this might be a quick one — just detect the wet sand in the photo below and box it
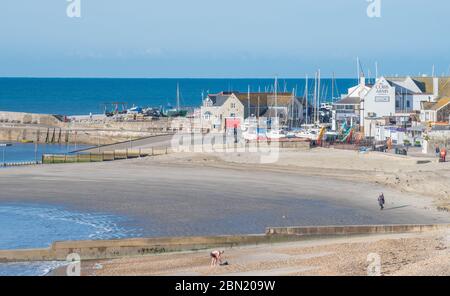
[0,149,449,238]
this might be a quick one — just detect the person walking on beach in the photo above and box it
[378,193,385,210]
[435,145,441,158]
[210,250,224,267]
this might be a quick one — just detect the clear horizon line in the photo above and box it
[0,76,364,80]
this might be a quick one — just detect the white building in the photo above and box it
[346,77,372,100]
[332,76,372,131]
[362,76,449,136]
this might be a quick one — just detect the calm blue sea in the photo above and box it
[0,78,361,115]
[0,142,90,164]
[0,203,143,276]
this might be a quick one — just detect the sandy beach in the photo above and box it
[1,149,450,238]
[80,230,450,276]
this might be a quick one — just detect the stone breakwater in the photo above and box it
[0,111,62,126]
[0,111,189,145]
[0,125,168,146]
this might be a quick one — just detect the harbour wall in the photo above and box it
[0,111,191,131]
[0,125,165,145]
[0,111,191,145]
[1,224,448,263]
[0,111,63,126]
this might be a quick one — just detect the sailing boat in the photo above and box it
[294,72,324,140]
[266,77,286,140]
[166,83,188,117]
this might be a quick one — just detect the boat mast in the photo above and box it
[331,72,335,101]
[317,69,321,124]
[305,74,309,125]
[257,95,260,120]
[247,85,251,118]
[274,76,278,128]
[178,84,180,108]
[313,72,317,126]
[290,88,295,129]
[357,56,360,83]
[375,61,379,80]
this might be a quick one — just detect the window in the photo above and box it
[230,103,236,108]
[203,112,212,120]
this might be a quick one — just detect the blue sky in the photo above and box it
[0,0,449,78]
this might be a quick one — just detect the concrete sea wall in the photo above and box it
[0,235,297,262]
[265,224,450,236]
[1,224,448,263]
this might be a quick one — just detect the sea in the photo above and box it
[0,142,90,164]
[0,78,363,115]
[0,203,143,276]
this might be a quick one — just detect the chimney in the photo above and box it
[433,77,439,98]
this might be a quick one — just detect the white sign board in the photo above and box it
[375,96,390,102]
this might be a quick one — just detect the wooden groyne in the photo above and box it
[1,161,40,167]
[41,147,170,164]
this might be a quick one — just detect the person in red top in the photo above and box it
[441,147,447,162]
